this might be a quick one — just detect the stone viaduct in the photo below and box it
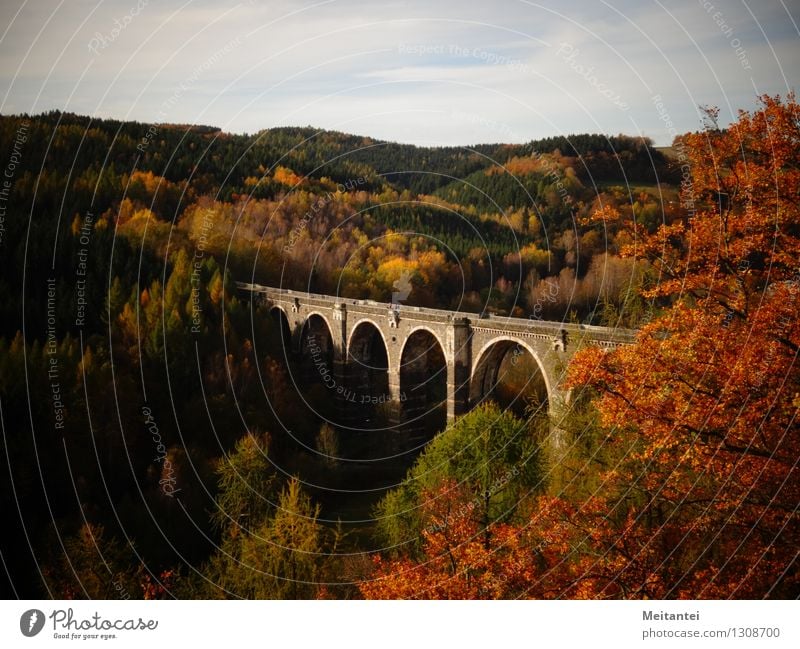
[238,283,635,430]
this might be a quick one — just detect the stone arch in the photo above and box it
[470,337,550,417]
[303,310,334,339]
[347,319,390,423]
[346,318,388,355]
[299,312,335,381]
[269,305,293,350]
[300,311,335,349]
[399,327,447,432]
[400,325,447,361]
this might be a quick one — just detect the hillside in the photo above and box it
[0,110,685,598]
[0,111,681,338]
[1,97,798,600]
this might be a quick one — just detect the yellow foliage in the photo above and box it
[273,166,303,187]
[130,170,166,194]
[518,243,550,268]
[131,207,155,222]
[70,214,83,236]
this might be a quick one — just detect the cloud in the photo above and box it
[0,0,797,145]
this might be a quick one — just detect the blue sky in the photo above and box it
[1,0,797,145]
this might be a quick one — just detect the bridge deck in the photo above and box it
[237,282,636,346]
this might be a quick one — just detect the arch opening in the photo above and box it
[269,306,292,351]
[348,321,389,427]
[399,329,446,436]
[470,340,548,419]
[298,314,337,419]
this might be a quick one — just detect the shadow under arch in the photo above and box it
[399,327,447,435]
[347,319,390,427]
[293,312,337,419]
[470,337,549,419]
[269,305,292,351]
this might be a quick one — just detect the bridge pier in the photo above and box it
[446,317,471,423]
[328,302,348,426]
[386,364,404,427]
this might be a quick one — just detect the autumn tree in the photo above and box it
[240,477,326,599]
[375,403,543,555]
[362,484,594,599]
[363,482,529,599]
[364,95,800,600]
[211,432,278,531]
[204,434,333,599]
[42,523,140,599]
[563,94,800,598]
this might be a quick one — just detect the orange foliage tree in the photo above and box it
[361,95,800,599]
[562,94,800,598]
[360,482,544,599]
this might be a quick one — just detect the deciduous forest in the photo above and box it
[0,95,797,599]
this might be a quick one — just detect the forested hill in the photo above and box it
[0,111,675,195]
[5,97,797,601]
[0,109,679,598]
[0,109,681,348]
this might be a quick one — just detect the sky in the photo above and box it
[0,0,797,146]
